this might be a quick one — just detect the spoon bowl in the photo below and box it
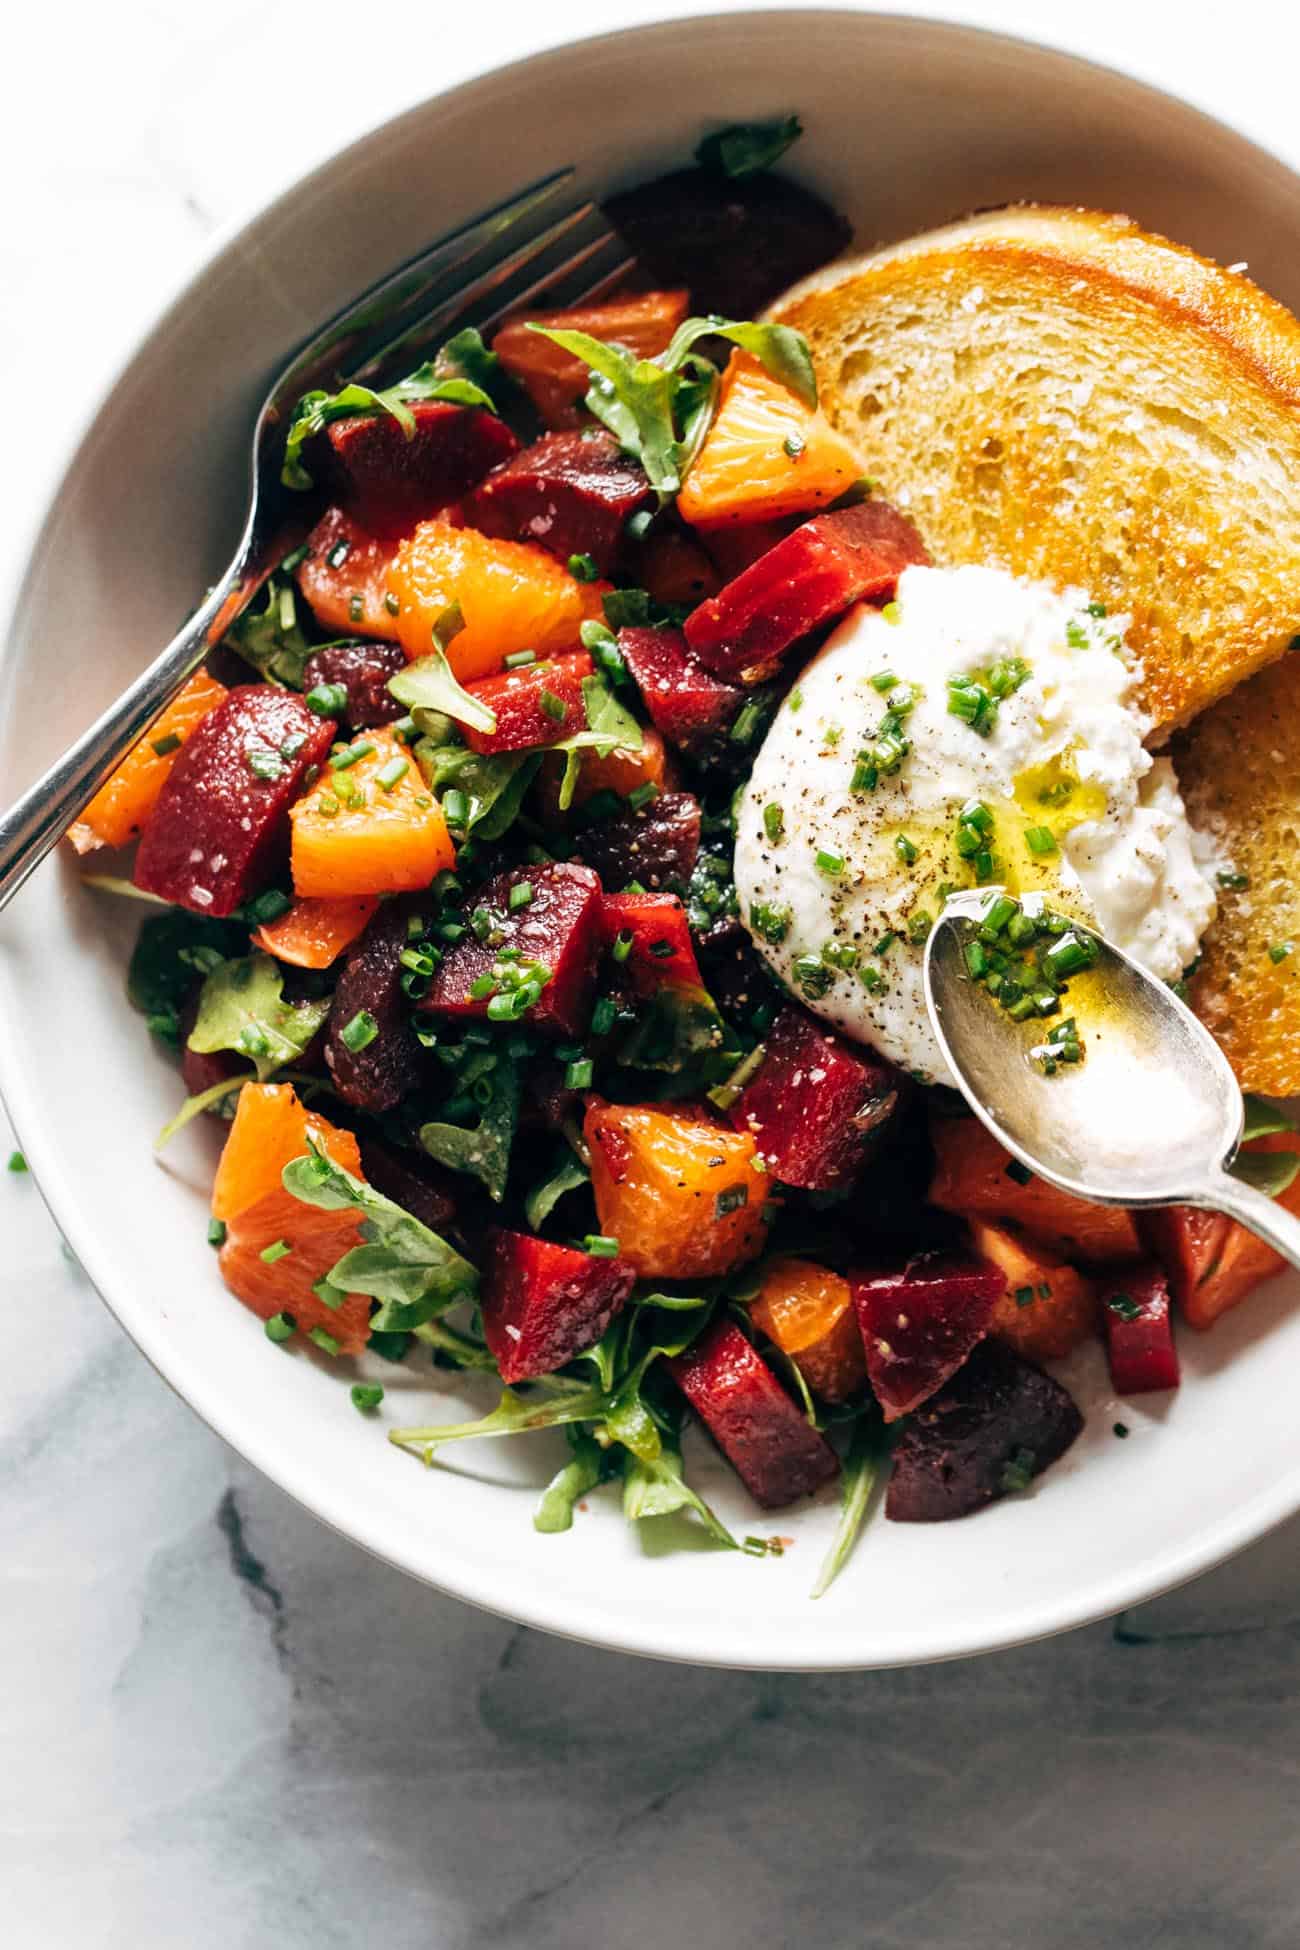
[924,889,1300,1261]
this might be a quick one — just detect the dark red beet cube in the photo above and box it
[482,1228,635,1382]
[465,429,653,576]
[600,890,703,993]
[729,1004,902,1191]
[358,1134,457,1234]
[463,652,593,755]
[325,903,422,1115]
[683,500,930,680]
[852,1251,1005,1421]
[574,790,701,892]
[134,687,335,917]
[324,400,519,540]
[885,1339,1084,1523]
[618,625,743,755]
[425,862,602,1037]
[1102,1262,1181,1394]
[669,1318,839,1508]
[300,639,407,729]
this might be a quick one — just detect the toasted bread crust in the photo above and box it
[773,205,1300,735]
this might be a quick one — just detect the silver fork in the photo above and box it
[0,170,632,909]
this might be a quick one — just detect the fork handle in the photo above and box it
[1189,1169,1300,1273]
[0,551,263,912]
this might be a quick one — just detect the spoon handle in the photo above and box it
[1192,1171,1300,1272]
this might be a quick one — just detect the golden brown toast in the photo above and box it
[1173,656,1300,1093]
[772,206,1300,736]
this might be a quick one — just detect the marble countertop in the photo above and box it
[6,3,1300,1943]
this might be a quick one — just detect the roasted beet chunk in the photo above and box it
[853,1251,1005,1422]
[300,640,407,730]
[134,687,335,917]
[465,430,653,576]
[885,1339,1084,1522]
[574,791,701,893]
[684,500,929,681]
[669,1318,839,1508]
[324,903,422,1113]
[618,625,744,755]
[729,1004,902,1191]
[605,168,851,320]
[600,890,703,992]
[358,1133,457,1232]
[323,401,519,540]
[482,1229,635,1382]
[425,862,602,1037]
[1102,1262,1181,1394]
[463,652,593,755]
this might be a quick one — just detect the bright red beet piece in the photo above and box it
[600,890,703,992]
[324,401,519,540]
[463,652,593,755]
[885,1338,1084,1523]
[424,862,602,1037]
[683,499,930,680]
[465,429,653,575]
[669,1318,839,1508]
[617,624,743,755]
[574,791,701,892]
[482,1228,636,1382]
[852,1250,1005,1421]
[1102,1262,1181,1394]
[133,687,335,917]
[300,640,407,729]
[729,1004,902,1191]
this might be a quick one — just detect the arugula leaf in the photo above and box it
[660,317,817,410]
[695,114,803,181]
[525,1149,591,1231]
[534,1428,606,1533]
[127,911,244,1020]
[552,674,644,811]
[281,365,497,491]
[434,327,503,399]
[282,1143,478,1331]
[188,953,330,1082]
[1241,1094,1300,1143]
[419,1060,520,1201]
[1229,1147,1300,1199]
[223,574,316,688]
[415,735,539,841]
[622,1437,737,1549]
[390,1376,617,1457]
[810,1414,890,1598]
[154,1074,247,1152]
[412,1318,499,1370]
[388,602,498,735]
[616,981,727,1074]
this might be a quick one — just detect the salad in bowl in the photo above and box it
[72,114,1300,1596]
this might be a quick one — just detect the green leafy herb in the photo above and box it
[281,365,497,491]
[622,1436,737,1549]
[696,113,802,180]
[810,1415,889,1598]
[389,606,499,734]
[1000,1446,1037,1495]
[534,1428,606,1533]
[127,910,244,1021]
[550,674,644,811]
[419,1059,521,1201]
[525,1150,591,1230]
[223,574,316,688]
[187,954,329,1082]
[7,1150,27,1174]
[1241,1094,1300,1143]
[283,1143,477,1331]
[432,326,502,400]
[614,982,726,1075]
[415,736,540,841]
[1229,1146,1300,1199]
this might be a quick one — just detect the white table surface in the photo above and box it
[6,3,1300,1944]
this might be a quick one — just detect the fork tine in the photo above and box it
[348,202,619,386]
[472,238,638,339]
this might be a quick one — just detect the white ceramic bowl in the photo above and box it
[6,11,1300,1670]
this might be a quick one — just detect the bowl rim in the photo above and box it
[6,6,1300,1670]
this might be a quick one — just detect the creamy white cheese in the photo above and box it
[733,564,1218,1083]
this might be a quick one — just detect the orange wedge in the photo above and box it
[386,518,600,680]
[252,894,379,969]
[290,726,454,898]
[71,669,228,852]
[296,507,401,640]
[678,350,871,527]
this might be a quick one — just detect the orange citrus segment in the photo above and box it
[290,726,454,899]
[493,288,690,428]
[252,894,380,969]
[750,1256,865,1402]
[71,669,228,852]
[296,508,401,640]
[583,1098,769,1280]
[678,350,871,527]
[385,518,596,680]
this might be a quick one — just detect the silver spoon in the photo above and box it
[923,888,1300,1265]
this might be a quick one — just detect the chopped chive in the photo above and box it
[1217,870,1250,891]
[564,1057,594,1090]
[264,1312,296,1344]
[6,1149,27,1174]
[763,802,785,844]
[399,947,436,976]
[627,782,659,812]
[326,538,352,569]
[308,1326,340,1355]
[583,1234,620,1258]
[815,848,846,877]
[870,671,898,693]
[1114,1421,1130,1438]
[894,833,918,866]
[150,731,183,757]
[1024,825,1058,856]
[1014,1285,1035,1309]
[469,905,493,941]
[341,1009,379,1053]
[1005,1159,1033,1185]
[592,996,617,1036]
[539,688,568,723]
[441,788,470,831]
[1107,1293,1141,1321]
[509,881,535,911]
[329,741,370,771]
[504,650,538,670]
[207,1217,227,1247]
[384,592,401,616]
[568,553,598,581]
[246,745,285,782]
[714,1185,749,1218]
[375,756,409,791]
[1269,941,1293,964]
[648,939,675,958]
[611,929,633,964]
[782,431,806,458]
[792,953,831,999]
[468,973,497,1001]
[351,1383,385,1412]
[749,900,791,946]
[259,1239,292,1264]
